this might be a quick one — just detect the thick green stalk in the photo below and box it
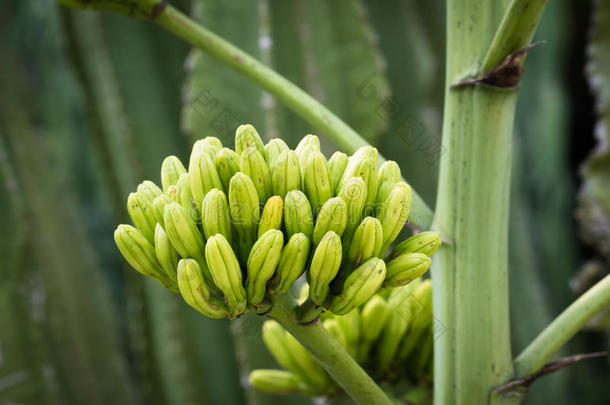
[514,273,610,377]
[269,294,392,405]
[57,0,433,230]
[432,0,546,403]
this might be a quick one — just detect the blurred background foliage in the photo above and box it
[0,0,608,404]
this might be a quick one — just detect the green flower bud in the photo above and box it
[203,136,223,150]
[360,295,390,342]
[303,151,332,213]
[269,233,311,294]
[189,149,223,210]
[353,145,379,163]
[248,370,307,395]
[136,180,163,202]
[163,202,215,290]
[377,181,412,252]
[343,157,378,211]
[330,257,386,315]
[392,231,442,258]
[262,320,330,394]
[176,172,197,219]
[114,224,172,288]
[190,139,218,161]
[201,188,233,242]
[337,177,368,235]
[205,234,247,317]
[177,258,228,319]
[358,294,390,362]
[264,138,289,168]
[235,124,265,156]
[323,319,348,350]
[397,280,433,361]
[240,147,272,202]
[347,216,384,265]
[214,147,241,191]
[246,229,284,305]
[161,155,187,192]
[258,196,283,238]
[335,310,360,358]
[284,190,313,240]
[166,185,178,201]
[308,231,342,305]
[339,146,378,188]
[376,160,401,204]
[328,151,349,194]
[295,134,320,158]
[377,304,411,369]
[384,252,431,287]
[272,150,301,199]
[127,192,157,243]
[152,193,174,225]
[154,224,179,288]
[228,172,260,264]
[313,197,347,246]
[297,144,319,178]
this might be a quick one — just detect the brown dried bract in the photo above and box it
[452,41,545,89]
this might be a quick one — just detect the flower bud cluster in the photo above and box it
[114,124,440,320]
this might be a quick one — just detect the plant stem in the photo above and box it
[514,273,610,377]
[432,0,546,403]
[268,294,393,405]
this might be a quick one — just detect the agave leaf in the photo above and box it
[268,0,390,147]
[579,0,610,261]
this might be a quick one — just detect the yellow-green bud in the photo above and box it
[345,157,378,211]
[154,224,179,288]
[295,134,320,158]
[337,177,368,235]
[152,193,173,225]
[127,192,157,243]
[163,202,214,289]
[330,257,386,315]
[248,370,307,394]
[205,234,247,317]
[246,229,284,306]
[258,196,283,238]
[203,136,223,150]
[308,231,342,305]
[190,139,217,162]
[166,185,178,201]
[228,172,260,264]
[214,147,241,191]
[358,294,390,362]
[313,197,347,247]
[377,181,412,252]
[303,151,332,213]
[384,252,431,287]
[189,148,223,210]
[136,180,163,202]
[114,224,172,288]
[336,310,360,358]
[177,259,228,319]
[161,155,187,192]
[269,233,311,294]
[235,124,265,156]
[264,138,289,168]
[176,173,198,220]
[272,150,301,199]
[201,188,233,242]
[392,231,442,257]
[376,160,401,204]
[347,216,384,265]
[284,190,313,240]
[240,147,272,202]
[328,151,349,194]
